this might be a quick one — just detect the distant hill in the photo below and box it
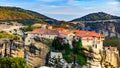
[0,6,59,25]
[71,12,120,22]
[70,12,120,38]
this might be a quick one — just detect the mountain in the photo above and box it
[0,6,59,25]
[71,12,120,22]
[70,12,120,38]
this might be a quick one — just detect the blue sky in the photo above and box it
[0,0,120,21]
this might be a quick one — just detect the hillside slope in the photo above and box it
[0,6,58,25]
[71,12,120,22]
[71,12,120,37]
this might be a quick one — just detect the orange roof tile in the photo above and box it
[60,31,71,35]
[27,28,59,35]
[72,30,81,33]
[53,28,67,31]
[32,28,40,33]
[75,30,104,37]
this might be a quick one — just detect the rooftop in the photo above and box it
[60,31,71,35]
[27,28,59,35]
[27,27,104,37]
[73,30,104,37]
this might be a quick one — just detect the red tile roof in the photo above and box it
[73,30,104,37]
[27,28,59,35]
[53,28,67,31]
[60,31,71,35]
[27,28,104,37]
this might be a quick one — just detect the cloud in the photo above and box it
[108,1,120,5]
[36,0,57,2]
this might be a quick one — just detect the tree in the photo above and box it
[104,37,120,51]
[0,57,29,68]
[77,55,87,66]
[73,39,87,66]
[52,38,63,51]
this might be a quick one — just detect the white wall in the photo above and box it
[25,33,57,45]
[81,37,103,51]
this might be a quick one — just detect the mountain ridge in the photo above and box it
[71,12,120,22]
[0,6,59,25]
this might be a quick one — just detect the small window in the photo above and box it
[98,37,100,40]
[87,38,89,42]
[28,40,30,42]
[95,45,97,48]
[9,31,12,33]
[93,44,94,47]
[97,41,100,44]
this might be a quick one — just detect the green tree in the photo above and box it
[104,37,120,53]
[0,57,29,68]
[52,38,63,51]
[77,55,87,66]
[73,39,87,66]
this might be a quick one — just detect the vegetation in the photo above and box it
[104,37,120,51]
[0,9,33,20]
[0,31,22,40]
[0,57,29,68]
[51,21,74,29]
[72,39,87,66]
[51,38,87,66]
[71,12,120,21]
[52,38,64,51]
[0,6,58,25]
[21,26,36,32]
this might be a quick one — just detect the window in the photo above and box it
[87,38,89,42]
[9,31,12,33]
[28,40,30,42]
[95,45,97,48]
[97,41,100,44]
[98,37,100,40]
[14,29,17,32]
[93,44,94,47]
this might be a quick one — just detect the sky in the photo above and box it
[0,0,120,21]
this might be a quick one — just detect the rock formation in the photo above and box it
[82,45,103,68]
[25,38,49,68]
[103,46,119,68]
[82,45,120,68]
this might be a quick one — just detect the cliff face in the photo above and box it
[71,12,120,37]
[82,46,103,68]
[82,45,119,68]
[25,39,49,68]
[73,21,120,37]
[103,46,119,68]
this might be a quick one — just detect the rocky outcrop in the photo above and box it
[25,40,49,68]
[82,45,119,68]
[103,46,119,68]
[82,46,103,68]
